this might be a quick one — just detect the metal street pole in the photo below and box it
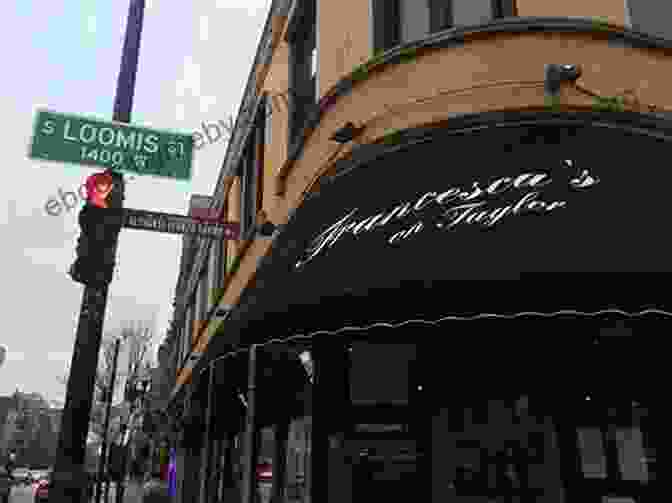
[95,338,121,503]
[50,1,146,501]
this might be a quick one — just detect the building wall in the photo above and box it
[170,0,672,437]
[318,0,370,98]
[163,4,668,503]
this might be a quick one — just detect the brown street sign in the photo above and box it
[122,208,239,239]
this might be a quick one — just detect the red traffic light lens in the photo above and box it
[85,172,115,208]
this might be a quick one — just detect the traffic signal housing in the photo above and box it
[69,170,125,286]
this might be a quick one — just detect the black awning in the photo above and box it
[193,112,672,379]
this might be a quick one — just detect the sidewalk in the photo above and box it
[91,479,144,503]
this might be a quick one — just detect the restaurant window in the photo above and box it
[558,396,655,503]
[576,425,651,483]
[286,416,312,503]
[285,0,316,150]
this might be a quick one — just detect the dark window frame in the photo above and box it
[372,0,401,54]
[286,0,317,150]
[429,0,453,34]
[238,96,267,239]
[214,200,227,290]
[374,1,517,54]
[239,141,256,238]
[492,0,517,18]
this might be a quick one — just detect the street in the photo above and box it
[7,480,144,503]
[7,484,31,503]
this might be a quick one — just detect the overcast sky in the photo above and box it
[0,0,271,405]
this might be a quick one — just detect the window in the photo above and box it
[183,305,194,364]
[577,428,607,478]
[239,141,257,237]
[558,397,655,503]
[207,245,217,312]
[452,0,496,26]
[311,46,318,100]
[372,0,400,53]
[285,0,317,149]
[198,269,208,327]
[400,0,430,44]
[218,202,228,282]
[373,1,517,53]
[626,0,672,39]
[492,0,517,18]
[239,98,266,238]
[286,416,312,503]
[264,94,273,146]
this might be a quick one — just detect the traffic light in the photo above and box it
[69,170,125,286]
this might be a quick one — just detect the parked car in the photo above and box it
[0,465,12,503]
[33,472,51,503]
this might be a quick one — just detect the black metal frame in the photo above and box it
[429,0,453,34]
[286,0,317,151]
[372,0,401,53]
[492,0,517,18]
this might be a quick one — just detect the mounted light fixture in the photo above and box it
[214,305,232,318]
[257,221,277,236]
[256,210,278,237]
[544,64,582,99]
[330,122,365,143]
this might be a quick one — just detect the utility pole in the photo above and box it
[95,338,121,503]
[50,1,146,501]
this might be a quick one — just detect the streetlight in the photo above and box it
[115,375,150,503]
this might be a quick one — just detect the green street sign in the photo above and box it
[28,109,193,180]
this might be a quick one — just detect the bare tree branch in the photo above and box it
[56,319,156,437]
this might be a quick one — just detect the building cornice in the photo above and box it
[276,16,672,194]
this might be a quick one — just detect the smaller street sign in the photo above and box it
[122,208,239,240]
[29,109,193,180]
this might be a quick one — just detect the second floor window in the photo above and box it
[286,0,317,149]
[238,96,266,238]
[373,0,517,53]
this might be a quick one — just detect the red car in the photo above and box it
[33,474,50,503]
